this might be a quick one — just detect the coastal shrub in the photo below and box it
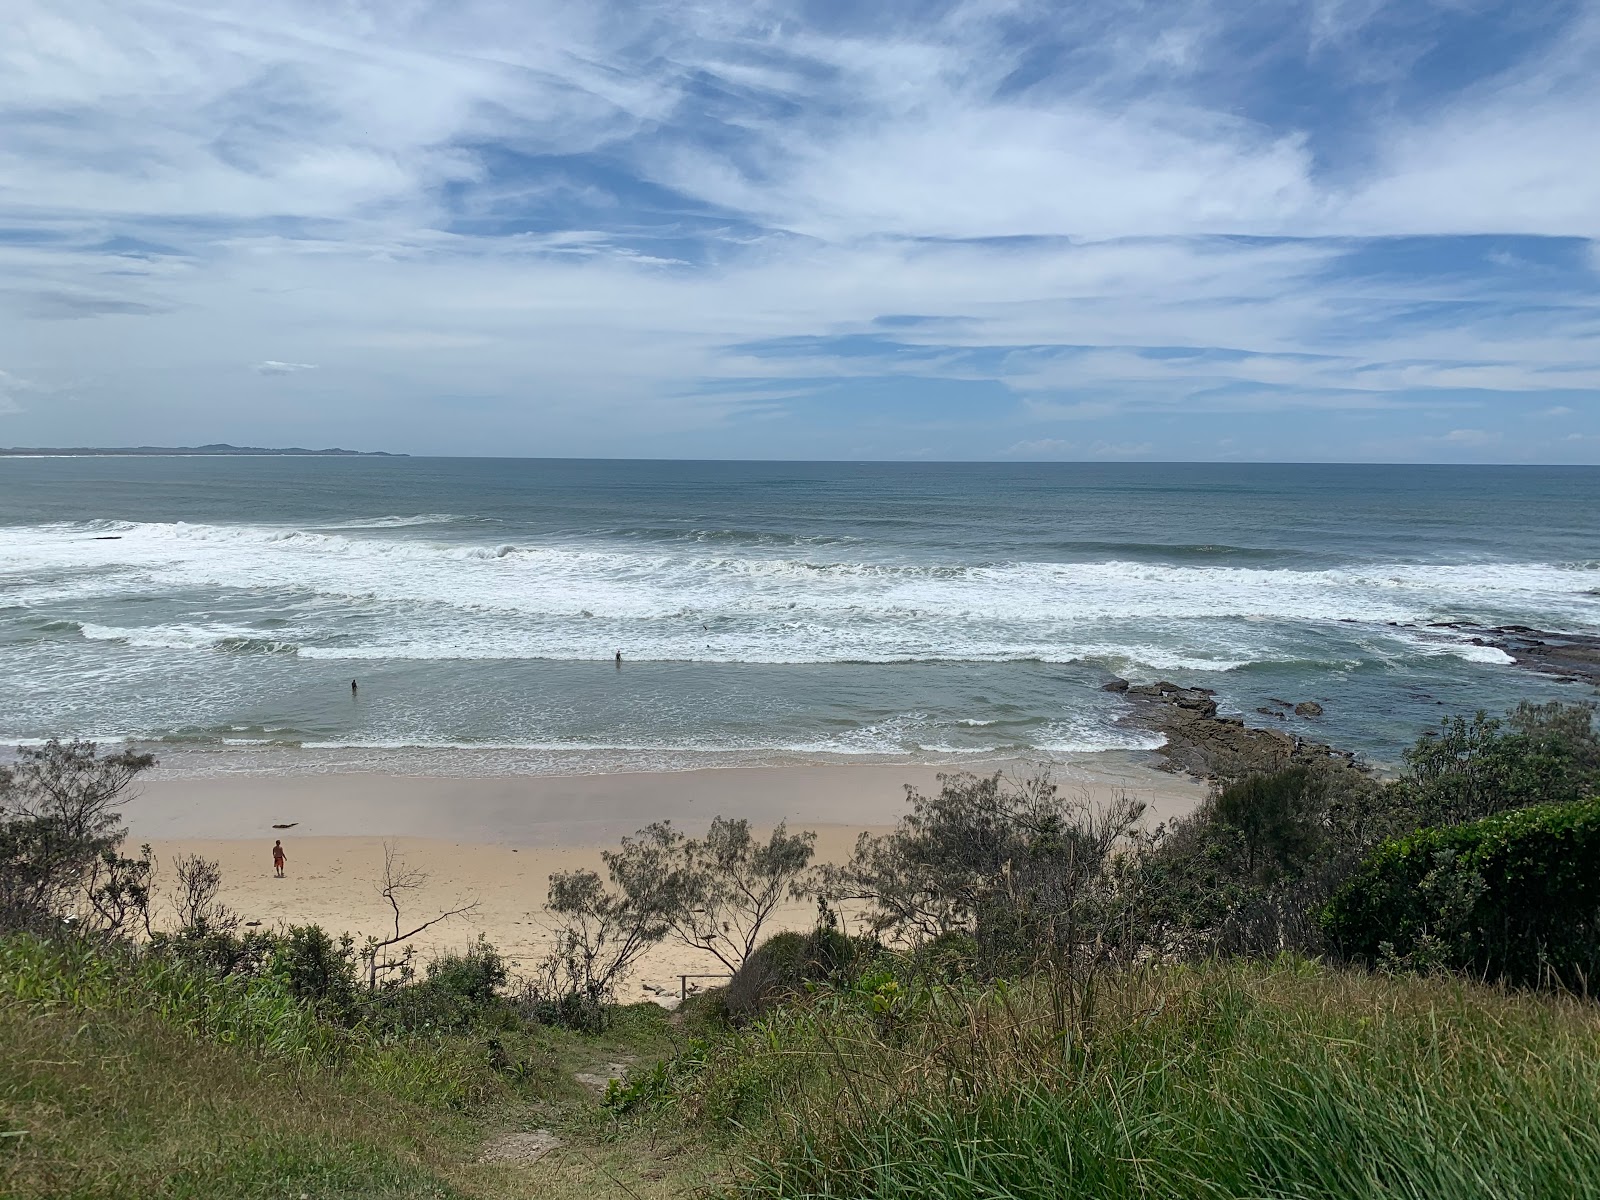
[1323,797,1600,987]
[824,772,1145,975]
[1389,702,1598,828]
[1213,766,1324,883]
[272,924,361,1020]
[425,935,507,1007]
[609,816,818,972]
[1131,705,1598,963]
[371,936,513,1034]
[149,921,278,980]
[0,739,155,932]
[1134,765,1365,958]
[724,926,858,1021]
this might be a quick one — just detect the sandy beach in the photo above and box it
[130,760,1205,1001]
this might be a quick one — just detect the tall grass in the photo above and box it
[659,959,1600,1198]
[0,931,510,1108]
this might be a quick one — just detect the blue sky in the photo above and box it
[2,0,1598,461]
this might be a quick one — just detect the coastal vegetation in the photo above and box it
[2,697,1598,1197]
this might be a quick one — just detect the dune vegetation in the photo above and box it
[3,700,1598,1198]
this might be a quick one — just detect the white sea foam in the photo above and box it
[310,513,463,530]
[2,519,1594,670]
[80,621,300,654]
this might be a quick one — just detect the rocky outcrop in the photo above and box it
[1425,623,1600,687]
[1109,680,1363,781]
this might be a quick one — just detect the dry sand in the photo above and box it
[130,761,1204,1002]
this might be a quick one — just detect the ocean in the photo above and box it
[1,457,1596,777]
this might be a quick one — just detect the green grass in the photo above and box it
[12,929,1600,1200]
[0,997,465,1198]
[0,932,716,1199]
[651,959,1600,1199]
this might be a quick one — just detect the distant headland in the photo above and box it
[0,443,405,457]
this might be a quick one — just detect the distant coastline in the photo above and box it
[0,443,404,457]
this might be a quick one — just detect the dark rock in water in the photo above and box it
[1445,625,1600,687]
[1257,706,1286,720]
[1118,681,1363,782]
[1294,701,1324,717]
[1101,677,1130,693]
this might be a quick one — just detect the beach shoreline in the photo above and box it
[132,759,1206,1002]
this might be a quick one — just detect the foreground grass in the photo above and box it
[654,959,1600,1199]
[0,933,717,1199]
[10,932,1600,1200]
[1,998,463,1199]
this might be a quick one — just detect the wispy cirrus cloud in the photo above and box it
[0,0,1595,460]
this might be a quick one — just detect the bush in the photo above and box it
[272,924,359,1021]
[425,936,507,1007]
[368,937,511,1035]
[1391,703,1598,828]
[724,927,857,1021]
[825,772,1145,975]
[1323,797,1600,987]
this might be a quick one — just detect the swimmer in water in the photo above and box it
[614,650,622,667]
[351,679,358,696]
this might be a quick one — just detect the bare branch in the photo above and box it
[360,842,478,987]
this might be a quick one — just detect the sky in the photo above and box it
[3,1,1599,461]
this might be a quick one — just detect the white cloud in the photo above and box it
[1542,406,1576,417]
[1,1,1597,457]
[1335,11,1600,237]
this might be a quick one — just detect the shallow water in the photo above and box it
[1,457,1595,775]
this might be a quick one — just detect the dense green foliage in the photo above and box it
[1137,700,1599,965]
[1394,701,1600,827]
[1324,797,1600,986]
[721,925,857,1020]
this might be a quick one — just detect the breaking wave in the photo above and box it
[1,518,1593,669]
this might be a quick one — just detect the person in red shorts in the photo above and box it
[272,839,287,878]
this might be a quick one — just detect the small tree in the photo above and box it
[532,849,671,1024]
[85,842,157,939]
[825,771,1145,973]
[1395,707,1595,828]
[171,852,237,934]
[0,739,155,931]
[1213,766,1323,884]
[611,817,817,973]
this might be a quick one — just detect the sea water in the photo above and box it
[1,457,1595,776]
